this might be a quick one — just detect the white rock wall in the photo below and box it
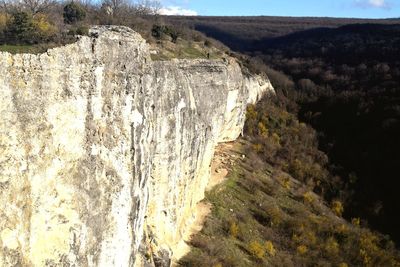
[0,26,273,267]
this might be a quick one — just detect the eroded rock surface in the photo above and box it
[0,26,273,266]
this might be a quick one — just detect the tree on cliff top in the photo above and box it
[5,11,35,43]
[100,0,160,16]
[63,2,86,24]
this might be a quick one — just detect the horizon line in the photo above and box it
[160,14,400,20]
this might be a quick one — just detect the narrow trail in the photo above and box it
[172,142,240,264]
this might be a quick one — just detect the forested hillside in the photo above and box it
[165,16,400,51]
[170,16,400,244]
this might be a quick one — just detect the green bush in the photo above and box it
[151,24,180,43]
[63,2,86,24]
[151,24,165,39]
[5,12,36,44]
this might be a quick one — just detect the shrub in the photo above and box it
[325,237,340,255]
[151,24,180,42]
[63,2,86,24]
[265,241,276,256]
[245,56,268,75]
[282,177,291,190]
[229,222,239,238]
[2,12,57,44]
[331,200,344,217]
[360,249,371,265]
[265,203,284,226]
[169,28,179,43]
[351,218,360,226]
[298,78,317,92]
[252,143,263,153]
[295,230,317,246]
[249,241,265,259]
[297,245,308,255]
[33,13,57,40]
[152,24,165,39]
[335,224,349,234]
[5,11,36,44]
[257,122,268,137]
[0,12,9,39]
[271,133,280,145]
[0,12,9,31]
[289,159,306,181]
[265,66,295,91]
[303,191,314,203]
[246,105,258,120]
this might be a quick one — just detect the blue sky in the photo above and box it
[159,0,400,18]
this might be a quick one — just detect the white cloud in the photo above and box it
[369,0,386,7]
[159,6,198,16]
[354,0,392,9]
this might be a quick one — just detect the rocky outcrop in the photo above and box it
[0,26,274,266]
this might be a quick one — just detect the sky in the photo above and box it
[159,0,400,18]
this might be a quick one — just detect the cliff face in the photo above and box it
[0,26,274,266]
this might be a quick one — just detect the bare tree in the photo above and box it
[0,0,15,12]
[101,0,130,16]
[135,0,160,15]
[24,0,56,13]
[101,0,160,17]
[76,0,93,8]
[0,0,56,13]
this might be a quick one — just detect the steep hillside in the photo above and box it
[256,23,400,244]
[169,17,400,245]
[180,96,400,267]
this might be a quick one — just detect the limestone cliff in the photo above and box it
[0,26,274,266]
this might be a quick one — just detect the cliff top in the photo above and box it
[0,24,229,61]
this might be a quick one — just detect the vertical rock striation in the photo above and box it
[0,26,274,266]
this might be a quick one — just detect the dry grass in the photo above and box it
[150,38,226,61]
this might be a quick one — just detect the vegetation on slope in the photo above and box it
[179,96,400,267]
[255,24,400,243]
[172,17,400,244]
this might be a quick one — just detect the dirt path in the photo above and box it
[186,143,234,235]
[172,142,239,264]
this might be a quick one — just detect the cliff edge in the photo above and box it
[0,26,274,266]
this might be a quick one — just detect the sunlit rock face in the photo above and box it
[0,26,273,266]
